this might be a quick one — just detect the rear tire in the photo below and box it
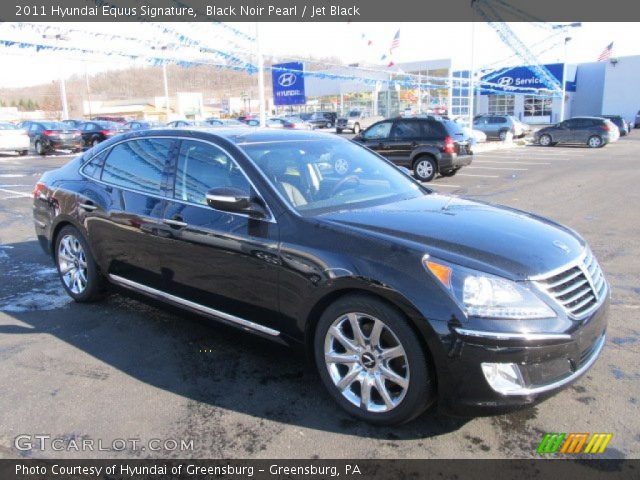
[314,294,435,425]
[587,135,603,148]
[498,129,508,141]
[412,156,437,182]
[35,140,46,156]
[54,225,104,303]
[440,168,458,177]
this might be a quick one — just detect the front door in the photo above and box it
[157,139,281,331]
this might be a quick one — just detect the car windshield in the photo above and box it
[239,137,427,215]
[348,111,361,118]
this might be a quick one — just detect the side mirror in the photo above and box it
[205,187,267,218]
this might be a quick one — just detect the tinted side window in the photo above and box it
[392,120,422,139]
[363,121,392,140]
[101,138,172,195]
[422,121,446,139]
[174,140,250,205]
[81,149,110,179]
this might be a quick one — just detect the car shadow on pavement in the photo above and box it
[0,240,469,440]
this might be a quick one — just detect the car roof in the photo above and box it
[120,127,337,146]
[570,116,607,120]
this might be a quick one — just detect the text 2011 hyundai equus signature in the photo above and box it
[33,128,609,425]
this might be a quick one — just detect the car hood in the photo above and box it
[317,194,585,280]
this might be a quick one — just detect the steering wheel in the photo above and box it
[330,175,360,196]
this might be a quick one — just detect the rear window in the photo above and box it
[440,120,465,137]
[40,122,68,130]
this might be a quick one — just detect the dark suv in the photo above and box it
[307,112,337,129]
[534,117,619,148]
[33,128,608,425]
[601,115,629,136]
[352,117,473,181]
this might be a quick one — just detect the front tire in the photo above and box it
[588,135,603,148]
[413,156,437,182]
[314,294,435,425]
[538,134,553,147]
[55,225,104,302]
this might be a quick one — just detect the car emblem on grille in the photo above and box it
[553,240,571,254]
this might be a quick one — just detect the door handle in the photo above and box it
[163,217,188,229]
[79,201,97,211]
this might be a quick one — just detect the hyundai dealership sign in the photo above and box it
[272,62,306,105]
[481,63,576,95]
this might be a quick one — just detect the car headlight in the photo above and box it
[422,255,555,319]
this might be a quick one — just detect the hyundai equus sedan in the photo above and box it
[33,128,608,425]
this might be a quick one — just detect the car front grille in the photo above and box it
[533,250,607,319]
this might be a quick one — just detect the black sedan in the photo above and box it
[26,121,83,155]
[33,128,608,425]
[78,121,126,148]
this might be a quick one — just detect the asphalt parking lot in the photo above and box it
[0,135,638,460]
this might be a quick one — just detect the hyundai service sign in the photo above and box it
[480,63,576,95]
[272,62,306,106]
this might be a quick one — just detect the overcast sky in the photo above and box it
[0,22,638,88]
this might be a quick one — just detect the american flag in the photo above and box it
[390,29,400,54]
[597,42,613,62]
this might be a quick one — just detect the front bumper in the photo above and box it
[434,296,609,416]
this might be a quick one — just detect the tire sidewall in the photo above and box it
[54,225,102,302]
[413,156,437,182]
[313,294,434,425]
[36,140,45,155]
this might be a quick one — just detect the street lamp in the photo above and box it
[553,23,581,122]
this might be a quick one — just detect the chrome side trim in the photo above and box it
[488,333,606,396]
[108,274,280,337]
[455,328,572,342]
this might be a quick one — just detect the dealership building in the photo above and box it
[302,55,640,125]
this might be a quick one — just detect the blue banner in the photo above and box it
[272,62,306,106]
[480,63,576,95]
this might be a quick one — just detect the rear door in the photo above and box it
[86,137,178,285]
[156,138,281,331]
[387,119,423,166]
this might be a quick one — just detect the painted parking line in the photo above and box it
[0,184,32,188]
[474,160,550,165]
[0,174,25,178]
[0,188,31,198]
[457,173,500,178]
[466,166,528,171]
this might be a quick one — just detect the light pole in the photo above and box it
[559,36,571,122]
[59,74,69,120]
[162,62,170,121]
[255,22,266,127]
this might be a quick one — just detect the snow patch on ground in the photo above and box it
[0,288,71,312]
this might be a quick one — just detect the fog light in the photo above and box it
[481,362,526,395]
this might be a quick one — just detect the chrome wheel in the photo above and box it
[324,312,409,413]
[57,234,88,295]
[415,159,434,180]
[539,134,552,146]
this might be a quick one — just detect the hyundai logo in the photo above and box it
[497,76,514,86]
[278,72,297,87]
